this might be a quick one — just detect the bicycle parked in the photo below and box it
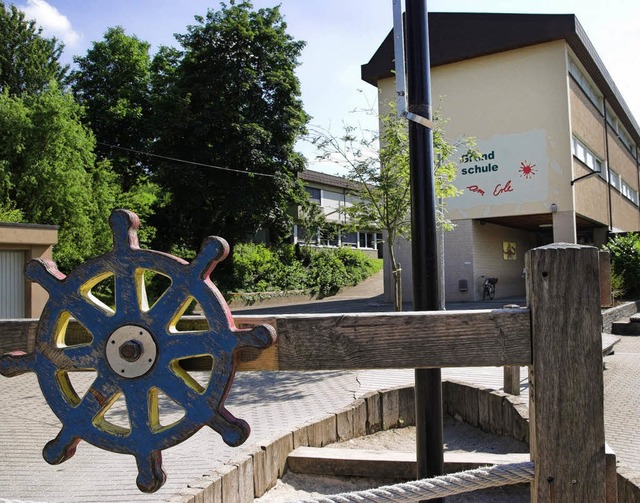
[482,276,498,300]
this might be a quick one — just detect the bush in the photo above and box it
[307,250,350,297]
[610,270,626,300]
[333,246,380,283]
[603,233,640,297]
[228,243,379,297]
[231,243,282,292]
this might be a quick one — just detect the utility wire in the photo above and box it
[97,142,278,178]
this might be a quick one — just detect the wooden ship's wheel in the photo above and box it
[0,209,275,492]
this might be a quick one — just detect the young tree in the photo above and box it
[151,1,309,250]
[312,103,475,311]
[0,2,67,96]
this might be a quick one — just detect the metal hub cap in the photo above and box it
[106,325,157,378]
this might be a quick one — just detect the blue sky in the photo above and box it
[11,0,640,175]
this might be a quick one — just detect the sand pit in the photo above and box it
[255,416,531,502]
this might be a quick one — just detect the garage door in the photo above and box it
[0,251,25,318]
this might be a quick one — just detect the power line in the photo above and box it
[97,142,278,178]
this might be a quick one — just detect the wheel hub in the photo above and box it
[106,325,157,378]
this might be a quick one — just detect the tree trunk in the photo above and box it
[388,238,402,312]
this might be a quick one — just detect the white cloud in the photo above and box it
[18,0,81,48]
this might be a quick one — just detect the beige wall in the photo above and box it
[0,224,57,317]
[573,159,609,224]
[443,220,536,302]
[402,41,572,221]
[442,220,474,302]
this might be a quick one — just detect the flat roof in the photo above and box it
[0,222,59,230]
[361,12,640,145]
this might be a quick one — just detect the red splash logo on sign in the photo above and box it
[519,161,537,179]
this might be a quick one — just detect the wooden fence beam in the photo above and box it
[1,309,531,371]
[527,243,606,501]
[235,309,531,370]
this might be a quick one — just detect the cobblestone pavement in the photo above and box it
[0,370,361,503]
[0,292,637,502]
[603,335,640,471]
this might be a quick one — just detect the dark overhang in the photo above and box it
[299,169,359,191]
[361,12,640,144]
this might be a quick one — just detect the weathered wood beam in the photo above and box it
[1,309,532,371]
[287,446,531,479]
[234,310,531,370]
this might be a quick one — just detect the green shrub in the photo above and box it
[231,243,281,292]
[228,243,379,297]
[307,249,350,297]
[333,246,378,283]
[603,233,640,297]
[610,270,626,301]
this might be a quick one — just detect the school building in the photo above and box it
[293,169,382,257]
[362,12,640,302]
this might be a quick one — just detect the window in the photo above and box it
[358,232,379,249]
[342,232,358,247]
[606,105,636,156]
[572,136,603,173]
[609,169,620,190]
[621,180,639,206]
[305,187,321,203]
[296,226,317,245]
[568,58,603,112]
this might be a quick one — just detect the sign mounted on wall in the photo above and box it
[449,129,549,216]
[503,241,516,260]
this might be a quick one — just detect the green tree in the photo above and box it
[71,27,153,191]
[312,103,475,311]
[0,85,118,271]
[151,1,309,250]
[0,2,67,96]
[0,201,23,222]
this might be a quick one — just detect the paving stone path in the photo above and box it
[1,283,638,502]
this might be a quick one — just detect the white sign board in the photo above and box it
[448,129,549,217]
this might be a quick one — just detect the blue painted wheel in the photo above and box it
[0,210,275,492]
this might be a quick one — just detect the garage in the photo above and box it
[0,250,25,318]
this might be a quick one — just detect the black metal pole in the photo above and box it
[405,1,444,500]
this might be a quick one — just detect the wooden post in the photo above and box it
[527,243,606,501]
[503,365,521,396]
[599,250,613,308]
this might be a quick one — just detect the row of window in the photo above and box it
[572,136,639,206]
[571,136,603,173]
[569,57,637,158]
[621,179,640,205]
[606,107,635,155]
[568,58,603,111]
[295,226,382,250]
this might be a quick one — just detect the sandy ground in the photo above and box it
[255,416,531,502]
